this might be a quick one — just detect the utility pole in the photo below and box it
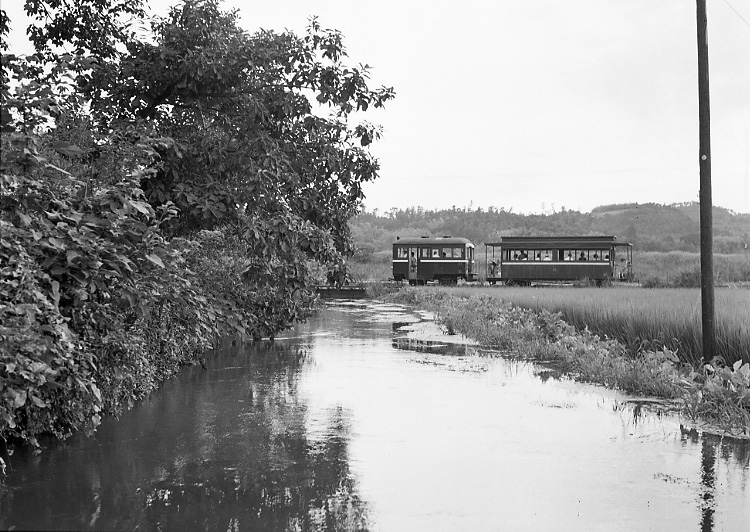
[696,0,715,364]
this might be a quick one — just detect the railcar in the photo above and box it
[485,236,633,286]
[393,236,478,285]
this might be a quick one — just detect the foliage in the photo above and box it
[19,0,145,59]
[1,0,392,448]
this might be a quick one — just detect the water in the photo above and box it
[1,301,748,531]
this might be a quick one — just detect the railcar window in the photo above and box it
[432,248,440,258]
[452,247,463,258]
[420,248,429,258]
[396,247,408,258]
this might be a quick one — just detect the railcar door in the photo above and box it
[408,247,418,283]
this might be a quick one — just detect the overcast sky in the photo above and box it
[5,0,750,214]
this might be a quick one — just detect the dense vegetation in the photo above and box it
[1,0,393,447]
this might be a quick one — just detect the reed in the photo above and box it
[444,286,749,367]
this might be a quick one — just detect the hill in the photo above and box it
[351,203,750,258]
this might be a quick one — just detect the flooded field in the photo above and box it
[1,301,748,531]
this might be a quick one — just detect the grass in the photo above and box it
[635,251,750,287]
[385,288,750,438]
[441,285,749,367]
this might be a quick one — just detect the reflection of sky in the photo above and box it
[296,303,750,532]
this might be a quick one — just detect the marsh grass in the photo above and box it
[635,251,750,287]
[445,286,749,367]
[386,288,750,438]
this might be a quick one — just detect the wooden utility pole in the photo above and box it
[696,0,715,364]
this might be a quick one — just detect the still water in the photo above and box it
[1,301,748,531]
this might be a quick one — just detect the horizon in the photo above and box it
[358,199,750,217]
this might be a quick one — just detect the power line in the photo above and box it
[722,0,750,29]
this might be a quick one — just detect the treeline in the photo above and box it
[1,0,393,447]
[352,203,750,260]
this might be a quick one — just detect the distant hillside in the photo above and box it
[351,203,750,257]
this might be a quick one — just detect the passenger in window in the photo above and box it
[566,251,573,261]
[513,252,519,260]
[535,252,542,260]
[521,251,528,260]
[593,252,599,260]
[579,251,587,261]
[543,251,552,261]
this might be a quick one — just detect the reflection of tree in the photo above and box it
[0,342,370,531]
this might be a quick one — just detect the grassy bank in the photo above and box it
[385,288,750,438]
[444,286,749,367]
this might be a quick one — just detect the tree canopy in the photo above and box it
[1,0,393,447]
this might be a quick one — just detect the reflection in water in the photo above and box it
[1,301,749,532]
[701,437,716,532]
[0,342,369,531]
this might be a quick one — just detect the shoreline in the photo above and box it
[383,289,750,441]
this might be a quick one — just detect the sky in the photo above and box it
[4,0,750,214]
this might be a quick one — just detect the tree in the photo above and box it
[1,0,393,446]
[91,0,393,331]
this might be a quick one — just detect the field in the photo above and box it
[350,250,750,366]
[414,285,750,367]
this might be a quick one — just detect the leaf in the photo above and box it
[13,390,27,408]
[52,141,85,157]
[145,254,165,268]
[18,212,32,226]
[30,395,47,408]
[51,280,60,306]
[129,200,152,215]
[66,250,81,263]
[48,237,66,249]
[90,384,102,402]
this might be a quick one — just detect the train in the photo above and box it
[485,236,633,285]
[392,235,633,286]
[392,236,478,285]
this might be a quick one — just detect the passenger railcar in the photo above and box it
[485,236,633,286]
[393,236,477,285]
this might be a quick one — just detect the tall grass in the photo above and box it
[440,286,750,367]
[635,251,750,287]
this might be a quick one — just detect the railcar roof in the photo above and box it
[485,236,631,248]
[393,237,474,246]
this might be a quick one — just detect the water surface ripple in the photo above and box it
[1,300,748,531]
